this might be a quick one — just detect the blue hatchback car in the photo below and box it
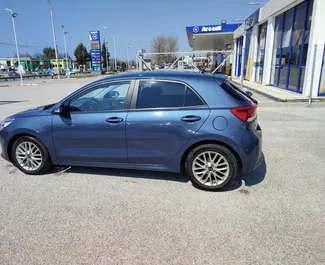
[0,71,262,190]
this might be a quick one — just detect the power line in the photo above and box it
[0,42,63,48]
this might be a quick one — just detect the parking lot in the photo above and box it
[1,77,325,265]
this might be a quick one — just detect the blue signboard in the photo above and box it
[89,30,102,71]
[186,24,241,35]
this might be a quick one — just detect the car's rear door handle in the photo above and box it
[106,117,124,124]
[181,115,201,123]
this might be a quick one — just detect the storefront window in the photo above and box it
[271,0,314,92]
[319,47,325,95]
[288,2,307,90]
[303,0,314,64]
[271,14,284,86]
[236,37,243,77]
[256,23,267,83]
[244,28,253,80]
[279,8,294,87]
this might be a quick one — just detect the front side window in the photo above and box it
[136,81,205,109]
[69,81,131,112]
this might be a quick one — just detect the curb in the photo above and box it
[231,81,314,103]
[22,84,39,87]
[0,83,39,87]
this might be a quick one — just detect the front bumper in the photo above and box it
[0,131,10,162]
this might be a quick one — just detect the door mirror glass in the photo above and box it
[59,102,70,115]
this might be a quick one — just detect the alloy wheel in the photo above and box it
[15,141,43,172]
[192,151,230,187]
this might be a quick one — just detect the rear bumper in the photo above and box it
[241,124,263,174]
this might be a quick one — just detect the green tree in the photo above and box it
[74,43,90,65]
[102,42,110,69]
[120,61,127,72]
[42,47,56,59]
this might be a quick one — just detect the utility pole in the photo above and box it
[113,34,117,71]
[127,46,130,70]
[46,0,60,79]
[62,25,69,78]
[5,8,23,85]
[105,40,109,72]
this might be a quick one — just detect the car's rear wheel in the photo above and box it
[11,136,51,175]
[185,144,238,191]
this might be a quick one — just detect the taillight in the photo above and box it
[230,105,257,122]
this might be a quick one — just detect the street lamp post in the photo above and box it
[62,25,69,78]
[46,0,60,79]
[113,34,117,71]
[105,40,109,73]
[127,46,130,70]
[5,8,23,86]
[103,27,110,73]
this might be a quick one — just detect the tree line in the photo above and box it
[18,34,178,70]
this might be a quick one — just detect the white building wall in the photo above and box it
[303,0,325,97]
[263,17,275,85]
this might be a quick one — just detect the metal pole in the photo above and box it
[309,44,318,107]
[240,24,247,90]
[24,46,29,72]
[63,30,69,78]
[105,40,109,73]
[127,46,129,70]
[6,9,23,85]
[47,0,60,79]
[113,34,117,71]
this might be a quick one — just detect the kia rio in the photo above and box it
[0,71,263,191]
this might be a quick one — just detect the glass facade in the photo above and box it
[319,47,325,95]
[271,0,314,92]
[244,28,253,80]
[256,22,268,83]
[235,37,243,77]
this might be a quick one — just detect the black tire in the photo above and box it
[11,136,52,175]
[184,144,238,191]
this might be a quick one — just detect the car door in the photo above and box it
[126,79,210,166]
[51,80,134,164]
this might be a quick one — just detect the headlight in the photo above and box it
[0,118,15,131]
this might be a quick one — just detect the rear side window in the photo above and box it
[136,81,205,109]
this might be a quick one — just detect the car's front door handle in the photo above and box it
[181,115,201,123]
[106,117,124,124]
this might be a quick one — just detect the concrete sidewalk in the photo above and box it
[231,77,325,102]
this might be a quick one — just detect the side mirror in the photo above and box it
[246,91,253,97]
[111,91,119,98]
[59,102,70,115]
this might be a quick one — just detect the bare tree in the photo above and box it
[151,35,178,65]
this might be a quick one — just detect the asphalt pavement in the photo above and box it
[0,78,325,265]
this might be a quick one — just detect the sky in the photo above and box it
[0,0,259,61]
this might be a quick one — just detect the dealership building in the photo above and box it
[234,0,325,97]
[186,0,325,97]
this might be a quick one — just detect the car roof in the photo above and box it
[98,71,228,84]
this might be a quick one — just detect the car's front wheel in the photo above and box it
[11,136,52,175]
[185,144,238,191]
